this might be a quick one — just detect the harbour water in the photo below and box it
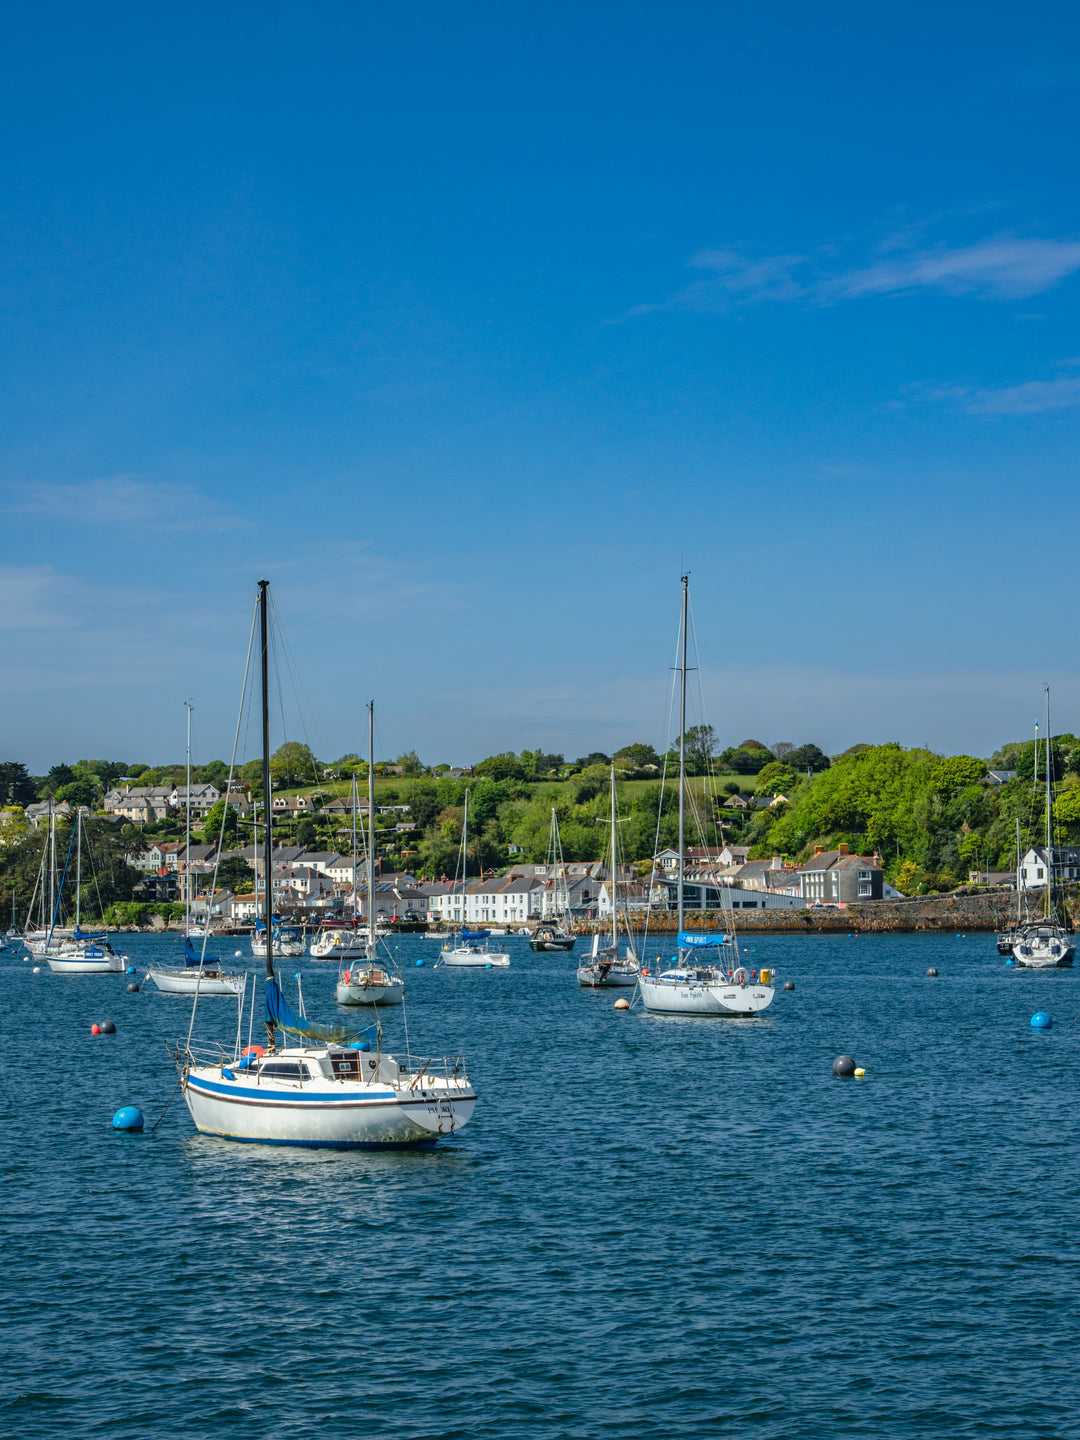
[2,931,1078,1439]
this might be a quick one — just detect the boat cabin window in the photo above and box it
[328,1052,380,1079]
[259,1061,306,1080]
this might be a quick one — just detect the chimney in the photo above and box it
[838,843,850,856]
[813,846,824,856]
[770,855,783,869]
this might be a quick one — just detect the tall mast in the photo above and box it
[75,808,81,932]
[49,801,55,938]
[462,790,469,927]
[610,762,618,950]
[677,575,688,938]
[1045,685,1055,922]
[351,773,359,924]
[185,700,193,935]
[259,580,276,1048]
[368,701,376,956]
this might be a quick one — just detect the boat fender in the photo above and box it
[342,971,350,984]
[750,970,758,982]
[222,1068,236,1081]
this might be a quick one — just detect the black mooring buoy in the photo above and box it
[783,980,795,991]
[832,1054,856,1078]
[926,967,938,977]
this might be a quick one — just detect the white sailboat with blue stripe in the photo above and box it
[173,580,474,1149]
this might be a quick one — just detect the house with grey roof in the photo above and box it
[797,847,883,904]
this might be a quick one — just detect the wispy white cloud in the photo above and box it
[963,376,1080,415]
[628,233,1080,318]
[830,238,1080,301]
[3,474,242,529]
[909,367,1080,416]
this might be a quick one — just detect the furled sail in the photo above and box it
[265,978,372,1044]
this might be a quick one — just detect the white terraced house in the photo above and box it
[429,876,545,927]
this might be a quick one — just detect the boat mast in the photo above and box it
[49,801,55,939]
[259,580,276,1048]
[677,575,688,939]
[185,700,193,937]
[1045,685,1055,923]
[368,701,377,957]
[351,773,359,926]
[461,789,469,927]
[75,808,81,932]
[610,762,618,951]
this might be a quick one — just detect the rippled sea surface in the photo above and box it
[2,929,1079,1439]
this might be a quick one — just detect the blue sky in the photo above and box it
[4,2,1080,771]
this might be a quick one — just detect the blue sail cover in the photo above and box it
[678,931,728,948]
[461,926,490,939]
[184,937,220,967]
[74,926,106,941]
[264,978,371,1045]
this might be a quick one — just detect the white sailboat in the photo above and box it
[439,790,511,967]
[578,766,639,987]
[147,702,245,996]
[174,580,473,1147]
[335,704,404,1006]
[41,810,129,973]
[637,577,775,1017]
[1012,688,1076,969]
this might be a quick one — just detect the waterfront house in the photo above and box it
[429,876,545,927]
[797,847,884,903]
[1018,846,1080,890]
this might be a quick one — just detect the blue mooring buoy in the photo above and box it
[112,1106,144,1132]
[1006,957,1016,966]
[484,963,492,969]
[125,965,136,975]
[1031,1011,1053,1030]
[415,958,424,967]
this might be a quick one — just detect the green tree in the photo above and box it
[930,755,986,794]
[55,779,99,808]
[754,761,797,796]
[270,741,319,788]
[39,763,75,797]
[786,743,831,773]
[0,763,37,807]
[202,798,240,848]
[614,742,661,769]
[296,817,319,849]
[214,855,255,892]
[396,750,423,776]
[474,753,526,781]
[673,725,716,775]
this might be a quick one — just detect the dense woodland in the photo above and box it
[1,730,1076,919]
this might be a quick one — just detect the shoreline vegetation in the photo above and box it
[0,730,1074,924]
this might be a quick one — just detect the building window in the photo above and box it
[1037,868,1044,880]
[858,883,871,896]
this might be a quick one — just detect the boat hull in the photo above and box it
[440,949,510,967]
[182,1068,475,1147]
[335,976,405,1005]
[531,938,576,951]
[44,953,126,974]
[577,964,638,987]
[147,968,245,995]
[638,975,775,1016]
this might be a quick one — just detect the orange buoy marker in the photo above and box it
[614,998,631,1011]
[90,1023,101,1035]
